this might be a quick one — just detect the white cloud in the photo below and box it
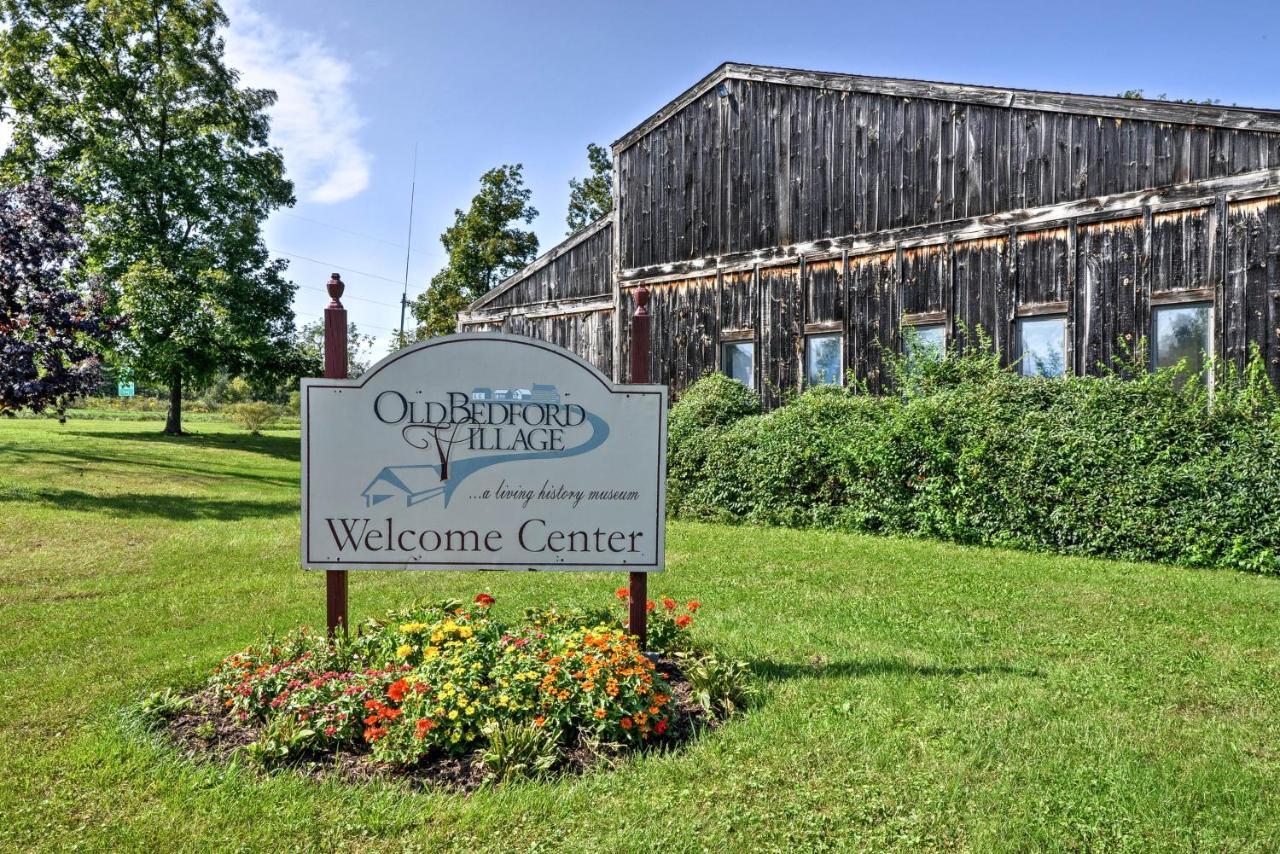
[222,1,371,204]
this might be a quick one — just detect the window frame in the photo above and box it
[719,333,756,390]
[902,315,947,363]
[804,328,845,387]
[1016,313,1069,378]
[1149,298,1214,386]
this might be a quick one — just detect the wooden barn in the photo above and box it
[459,63,1280,405]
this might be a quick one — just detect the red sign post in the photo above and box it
[323,273,349,635]
[628,284,651,649]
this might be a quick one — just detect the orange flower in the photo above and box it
[686,601,702,612]
[662,597,676,611]
[387,678,410,702]
[620,717,633,730]
[534,715,546,727]
[674,614,693,629]
[474,593,495,607]
[414,718,436,739]
[615,587,629,601]
[645,600,656,613]
[593,708,607,720]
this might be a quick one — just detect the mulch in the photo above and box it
[163,655,710,792]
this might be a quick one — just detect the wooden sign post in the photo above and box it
[323,273,349,635]
[628,284,650,650]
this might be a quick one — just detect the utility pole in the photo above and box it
[397,144,418,347]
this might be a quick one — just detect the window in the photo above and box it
[1018,316,1067,378]
[904,324,946,364]
[805,333,843,386]
[1152,303,1211,382]
[721,341,755,389]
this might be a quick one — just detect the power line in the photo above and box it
[280,210,443,259]
[295,282,400,309]
[274,249,414,288]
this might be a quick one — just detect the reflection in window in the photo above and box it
[1018,316,1067,378]
[1152,303,1211,383]
[805,333,843,386]
[904,324,946,365]
[721,341,755,389]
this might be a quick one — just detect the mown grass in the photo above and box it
[2,418,1280,851]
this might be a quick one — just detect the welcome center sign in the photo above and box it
[301,334,667,571]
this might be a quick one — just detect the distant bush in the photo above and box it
[668,347,1280,574]
[224,401,281,434]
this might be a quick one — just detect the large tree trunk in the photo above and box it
[164,370,183,436]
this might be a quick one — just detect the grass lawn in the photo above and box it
[3,418,1280,851]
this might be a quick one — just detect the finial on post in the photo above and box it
[326,273,345,309]
[634,283,650,315]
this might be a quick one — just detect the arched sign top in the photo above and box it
[301,334,667,572]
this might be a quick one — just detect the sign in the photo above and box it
[301,333,666,572]
[117,381,135,397]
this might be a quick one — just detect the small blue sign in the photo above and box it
[117,382,135,398]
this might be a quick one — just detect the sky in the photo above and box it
[227,0,1280,357]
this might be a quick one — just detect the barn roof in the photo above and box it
[611,62,1280,155]
[467,213,611,312]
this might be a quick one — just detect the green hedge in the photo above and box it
[668,350,1280,574]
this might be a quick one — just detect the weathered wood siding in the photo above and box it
[617,79,1280,272]
[475,218,612,311]
[461,218,614,375]
[1225,197,1280,375]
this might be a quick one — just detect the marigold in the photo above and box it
[620,717,633,730]
[662,597,676,611]
[686,601,702,612]
[615,587,629,601]
[674,614,693,629]
[387,678,410,703]
[594,708,607,720]
[645,600,656,613]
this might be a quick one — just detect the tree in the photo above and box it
[0,179,116,420]
[0,0,297,435]
[566,143,613,234]
[412,165,538,339]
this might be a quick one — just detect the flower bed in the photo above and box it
[146,593,750,789]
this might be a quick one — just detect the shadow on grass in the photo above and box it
[751,658,1042,681]
[0,486,297,521]
[64,429,300,463]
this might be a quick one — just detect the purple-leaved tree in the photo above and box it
[0,180,116,421]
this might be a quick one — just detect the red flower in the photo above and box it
[674,614,693,629]
[686,601,701,612]
[414,718,436,739]
[387,678,410,703]
[615,587,629,601]
[654,718,668,735]
[662,597,677,611]
[620,717,633,730]
[645,600,656,613]
[474,593,495,607]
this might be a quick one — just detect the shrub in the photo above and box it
[670,347,1280,574]
[676,652,759,721]
[224,401,280,434]
[667,373,760,511]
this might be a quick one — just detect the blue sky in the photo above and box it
[228,0,1280,355]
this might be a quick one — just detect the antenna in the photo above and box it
[397,144,418,346]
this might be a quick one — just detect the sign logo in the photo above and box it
[301,335,666,572]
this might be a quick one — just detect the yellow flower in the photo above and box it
[395,644,413,659]
[423,646,440,660]
[448,710,459,720]
[466,705,477,715]
[399,622,427,634]
[458,625,474,639]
